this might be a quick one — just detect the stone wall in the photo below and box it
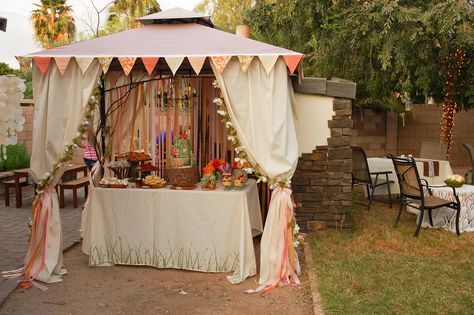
[293,98,353,230]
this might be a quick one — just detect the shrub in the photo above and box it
[0,144,30,171]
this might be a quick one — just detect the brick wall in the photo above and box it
[17,106,34,154]
[398,104,474,169]
[293,98,353,230]
[352,104,474,170]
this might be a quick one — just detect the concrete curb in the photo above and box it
[303,241,325,315]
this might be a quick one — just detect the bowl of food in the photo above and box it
[444,175,465,188]
[100,177,128,188]
[143,175,166,188]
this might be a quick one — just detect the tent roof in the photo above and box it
[136,7,213,27]
[21,8,303,76]
[27,23,299,58]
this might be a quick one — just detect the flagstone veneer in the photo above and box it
[293,98,353,230]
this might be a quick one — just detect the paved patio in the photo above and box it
[0,187,84,305]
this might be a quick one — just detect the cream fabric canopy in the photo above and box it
[19,8,303,290]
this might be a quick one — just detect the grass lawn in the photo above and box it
[308,192,474,315]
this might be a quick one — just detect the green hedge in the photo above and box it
[0,144,30,172]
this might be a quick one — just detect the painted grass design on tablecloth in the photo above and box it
[89,237,240,272]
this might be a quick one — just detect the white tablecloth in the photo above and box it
[82,179,263,284]
[367,157,453,195]
[421,185,474,233]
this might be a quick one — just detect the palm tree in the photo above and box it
[31,0,76,49]
[106,0,161,32]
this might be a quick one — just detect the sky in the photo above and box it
[0,0,202,68]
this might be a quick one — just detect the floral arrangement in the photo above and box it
[118,151,151,162]
[216,161,237,174]
[444,174,465,188]
[200,159,225,190]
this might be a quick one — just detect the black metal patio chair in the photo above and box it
[388,155,461,237]
[351,146,393,210]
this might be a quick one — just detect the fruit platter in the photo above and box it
[100,177,129,188]
[143,175,167,188]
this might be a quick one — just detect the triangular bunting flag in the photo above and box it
[187,56,206,75]
[33,57,51,75]
[211,56,231,74]
[54,57,71,75]
[258,55,279,75]
[238,56,254,73]
[76,57,95,74]
[15,56,33,75]
[283,54,303,75]
[118,57,137,76]
[165,57,184,76]
[141,57,159,76]
[98,57,113,75]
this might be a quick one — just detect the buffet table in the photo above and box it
[421,185,474,234]
[82,179,263,284]
[367,157,453,195]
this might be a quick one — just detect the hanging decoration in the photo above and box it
[211,56,231,74]
[118,57,137,77]
[165,57,185,76]
[0,75,26,159]
[188,56,206,75]
[258,55,279,75]
[97,57,113,75]
[76,57,95,74]
[33,57,51,75]
[16,56,33,75]
[54,57,71,75]
[238,56,253,73]
[141,57,159,76]
[440,48,466,156]
[283,54,303,75]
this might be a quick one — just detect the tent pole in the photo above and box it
[100,76,106,156]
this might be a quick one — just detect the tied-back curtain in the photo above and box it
[29,59,101,283]
[212,58,299,288]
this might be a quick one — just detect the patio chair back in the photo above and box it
[352,147,371,185]
[389,156,423,199]
[420,141,447,160]
[463,143,474,184]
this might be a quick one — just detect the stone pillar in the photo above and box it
[293,98,353,230]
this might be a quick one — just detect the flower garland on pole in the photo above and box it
[36,85,100,191]
[212,80,304,250]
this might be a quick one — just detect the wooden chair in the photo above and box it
[389,155,461,236]
[351,146,393,210]
[59,177,89,208]
[3,171,30,208]
[462,143,474,185]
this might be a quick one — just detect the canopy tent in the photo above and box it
[15,8,303,292]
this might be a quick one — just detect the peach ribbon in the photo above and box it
[2,186,57,291]
[247,187,300,294]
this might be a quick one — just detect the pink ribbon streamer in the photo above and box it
[247,187,300,294]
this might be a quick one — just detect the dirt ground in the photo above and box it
[0,243,313,315]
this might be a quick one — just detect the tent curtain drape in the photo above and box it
[212,58,300,290]
[27,59,101,283]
